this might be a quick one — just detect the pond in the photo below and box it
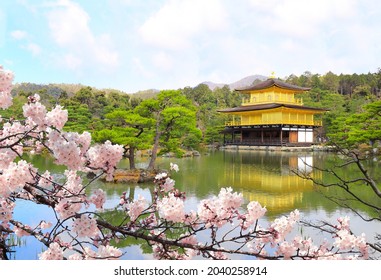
[11,149,381,259]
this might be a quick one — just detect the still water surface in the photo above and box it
[13,150,381,259]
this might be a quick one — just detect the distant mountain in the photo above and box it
[12,82,131,98]
[12,83,68,98]
[11,74,269,100]
[201,74,268,91]
[132,89,160,99]
[201,81,226,91]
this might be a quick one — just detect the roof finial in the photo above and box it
[270,71,276,78]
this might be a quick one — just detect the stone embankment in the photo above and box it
[101,169,160,183]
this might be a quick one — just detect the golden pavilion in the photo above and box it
[218,78,327,146]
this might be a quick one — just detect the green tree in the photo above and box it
[93,109,153,169]
[106,91,130,110]
[214,85,240,108]
[321,71,340,93]
[0,95,27,119]
[72,86,94,107]
[328,100,381,148]
[61,100,93,132]
[135,90,199,170]
[183,84,214,105]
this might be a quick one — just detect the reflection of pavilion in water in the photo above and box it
[222,151,322,215]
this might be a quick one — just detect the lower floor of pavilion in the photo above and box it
[221,125,322,147]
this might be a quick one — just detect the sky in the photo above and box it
[1,0,381,93]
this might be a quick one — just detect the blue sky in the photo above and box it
[1,0,381,93]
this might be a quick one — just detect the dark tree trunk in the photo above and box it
[127,146,136,170]
[147,122,161,171]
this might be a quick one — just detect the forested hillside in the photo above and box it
[7,69,381,162]
[285,70,381,150]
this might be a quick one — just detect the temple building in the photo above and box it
[218,78,327,146]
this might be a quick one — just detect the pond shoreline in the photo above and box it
[218,144,335,152]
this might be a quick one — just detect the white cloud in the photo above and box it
[152,52,173,71]
[132,50,203,90]
[0,9,6,47]
[132,57,154,79]
[139,0,228,50]
[130,0,381,89]
[134,0,232,89]
[62,53,82,70]
[46,0,92,47]
[248,0,357,39]
[5,0,381,92]
[16,0,39,14]
[11,30,28,40]
[24,43,42,56]
[235,0,381,77]
[2,59,14,67]
[46,0,119,71]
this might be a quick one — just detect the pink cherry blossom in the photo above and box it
[337,216,350,230]
[270,209,300,242]
[241,201,267,229]
[0,198,15,223]
[209,250,228,260]
[0,121,27,169]
[45,105,68,130]
[47,130,84,170]
[247,235,269,256]
[179,234,198,245]
[14,225,30,237]
[162,177,175,192]
[292,236,317,257]
[183,210,198,225]
[0,148,19,169]
[177,235,199,258]
[198,187,243,228]
[72,214,99,238]
[332,226,368,259]
[152,242,191,260]
[218,187,243,209]
[86,140,124,180]
[38,242,64,260]
[356,233,368,259]
[62,170,84,195]
[157,193,185,223]
[38,170,53,188]
[89,189,106,210]
[125,195,147,221]
[334,217,357,251]
[155,172,168,180]
[54,197,82,220]
[277,241,296,259]
[0,160,35,198]
[84,245,122,260]
[22,96,47,128]
[68,253,83,260]
[77,131,92,154]
[40,221,53,229]
[0,66,14,109]
[170,162,179,172]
